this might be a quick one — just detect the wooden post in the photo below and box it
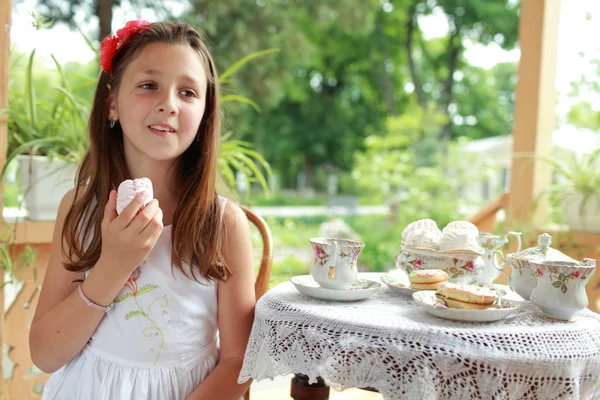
[508,0,561,227]
[1,0,10,189]
[0,1,12,399]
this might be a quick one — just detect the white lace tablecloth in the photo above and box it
[238,273,600,400]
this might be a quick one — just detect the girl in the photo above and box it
[29,20,256,400]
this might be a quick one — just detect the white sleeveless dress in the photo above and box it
[42,198,229,399]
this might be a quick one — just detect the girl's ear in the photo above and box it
[107,84,119,122]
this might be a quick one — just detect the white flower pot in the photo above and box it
[561,192,600,233]
[16,155,77,221]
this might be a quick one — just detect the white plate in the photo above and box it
[290,275,381,301]
[380,272,418,296]
[412,291,521,322]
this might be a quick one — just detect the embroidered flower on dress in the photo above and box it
[124,267,142,295]
[115,266,168,365]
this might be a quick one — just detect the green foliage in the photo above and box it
[268,255,309,288]
[25,1,522,193]
[529,148,600,217]
[352,106,495,223]
[0,228,38,287]
[566,102,600,131]
[265,217,322,247]
[33,0,178,40]
[565,50,600,130]
[344,215,403,273]
[1,49,90,175]
[406,0,519,140]
[453,62,517,139]
[246,194,328,207]
[435,0,520,47]
[216,49,280,198]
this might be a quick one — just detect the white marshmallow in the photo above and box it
[404,230,442,249]
[116,178,153,215]
[402,219,441,240]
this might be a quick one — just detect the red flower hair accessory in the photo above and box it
[100,20,151,76]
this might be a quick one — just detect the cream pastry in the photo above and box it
[409,270,448,290]
[435,282,496,310]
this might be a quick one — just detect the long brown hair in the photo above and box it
[62,21,231,282]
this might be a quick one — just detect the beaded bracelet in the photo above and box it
[75,282,115,313]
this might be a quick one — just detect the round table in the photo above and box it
[238,273,600,400]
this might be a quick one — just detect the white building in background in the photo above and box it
[461,125,600,207]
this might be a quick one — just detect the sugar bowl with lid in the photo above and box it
[529,258,596,321]
[492,233,577,300]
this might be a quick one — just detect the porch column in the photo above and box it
[0,1,12,397]
[509,0,562,226]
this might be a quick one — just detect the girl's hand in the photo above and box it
[99,190,164,274]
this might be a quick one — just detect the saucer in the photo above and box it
[380,272,418,296]
[412,291,521,322]
[290,275,381,301]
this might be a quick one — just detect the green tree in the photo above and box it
[452,62,517,139]
[404,0,519,140]
[187,1,394,187]
[566,56,600,130]
[25,0,179,40]
[352,106,492,223]
[566,101,600,131]
[243,5,399,187]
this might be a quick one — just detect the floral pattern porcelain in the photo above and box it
[380,271,417,296]
[529,258,596,321]
[395,246,484,284]
[310,237,365,290]
[493,233,577,300]
[476,231,522,286]
[412,291,521,322]
[290,275,380,301]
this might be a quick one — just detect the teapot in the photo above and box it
[529,258,596,321]
[476,231,522,286]
[492,233,577,300]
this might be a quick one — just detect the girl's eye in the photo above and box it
[180,90,197,98]
[140,83,157,90]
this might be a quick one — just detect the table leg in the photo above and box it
[290,374,330,400]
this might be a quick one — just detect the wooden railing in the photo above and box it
[1,221,53,399]
[468,192,510,233]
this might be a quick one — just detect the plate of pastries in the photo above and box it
[411,270,521,322]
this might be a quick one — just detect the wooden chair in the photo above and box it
[241,206,274,400]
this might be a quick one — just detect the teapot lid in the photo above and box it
[511,233,577,262]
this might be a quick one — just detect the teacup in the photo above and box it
[529,258,596,321]
[310,237,364,290]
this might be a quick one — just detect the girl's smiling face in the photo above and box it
[109,42,208,164]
